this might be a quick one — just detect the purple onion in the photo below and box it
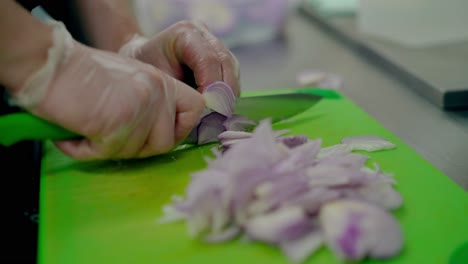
[319,200,403,260]
[159,119,403,262]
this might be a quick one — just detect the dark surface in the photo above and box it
[1,88,41,263]
[0,4,96,261]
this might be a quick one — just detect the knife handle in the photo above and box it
[0,112,79,147]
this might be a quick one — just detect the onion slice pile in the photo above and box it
[159,118,403,263]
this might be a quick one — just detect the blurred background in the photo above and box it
[131,0,468,48]
[132,0,298,48]
[128,0,468,109]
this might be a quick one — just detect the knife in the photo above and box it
[0,93,322,147]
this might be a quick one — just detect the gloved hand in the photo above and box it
[118,20,241,97]
[10,21,205,161]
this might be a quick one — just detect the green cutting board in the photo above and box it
[38,89,467,264]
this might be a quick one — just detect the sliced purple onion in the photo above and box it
[280,231,323,263]
[202,81,235,117]
[217,128,290,142]
[277,135,308,149]
[197,112,227,144]
[219,128,293,149]
[318,152,369,169]
[217,130,253,141]
[256,178,311,216]
[356,181,403,210]
[187,81,254,145]
[245,206,306,244]
[274,129,292,137]
[317,144,352,159]
[219,132,306,154]
[368,163,397,185]
[305,165,369,187]
[283,188,340,214]
[160,118,403,262]
[209,119,288,174]
[204,226,241,243]
[319,200,403,260]
[185,108,213,144]
[341,136,396,152]
[220,138,245,148]
[223,114,256,131]
[156,205,187,224]
[273,139,322,175]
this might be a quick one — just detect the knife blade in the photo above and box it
[0,93,322,147]
[234,93,321,122]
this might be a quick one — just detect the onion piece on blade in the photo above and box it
[202,81,235,117]
[197,112,227,144]
[187,81,256,145]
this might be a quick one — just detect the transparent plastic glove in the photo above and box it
[11,21,205,161]
[119,21,241,97]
